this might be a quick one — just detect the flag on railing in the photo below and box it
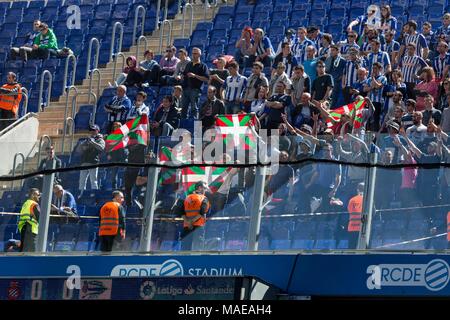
[105,116,148,152]
[181,166,232,194]
[326,99,366,129]
[215,114,257,150]
[158,146,177,185]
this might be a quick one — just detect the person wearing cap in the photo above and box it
[181,181,210,251]
[18,188,41,252]
[273,42,298,78]
[104,85,132,133]
[78,125,105,198]
[379,119,408,164]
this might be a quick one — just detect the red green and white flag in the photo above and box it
[215,114,257,150]
[105,116,148,151]
[158,146,177,185]
[181,166,232,194]
[326,100,366,129]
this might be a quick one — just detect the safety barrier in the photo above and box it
[36,134,52,170]
[38,70,53,112]
[112,52,126,83]
[61,86,78,153]
[155,0,161,30]
[63,54,77,90]
[110,22,123,62]
[135,36,148,60]
[87,69,101,105]
[62,117,75,157]
[10,153,24,189]
[182,3,194,38]
[132,5,146,46]
[86,38,100,79]
[159,19,173,55]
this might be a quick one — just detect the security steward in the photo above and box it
[0,72,22,131]
[99,190,126,252]
[18,188,41,252]
[347,182,364,249]
[181,181,210,251]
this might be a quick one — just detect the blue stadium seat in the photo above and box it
[209,29,228,46]
[195,22,214,32]
[190,30,209,47]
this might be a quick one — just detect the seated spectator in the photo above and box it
[161,48,191,86]
[110,56,139,87]
[159,46,180,78]
[104,85,132,133]
[421,94,442,125]
[222,61,247,114]
[268,62,292,97]
[173,85,183,110]
[209,57,229,99]
[51,184,77,216]
[126,91,149,120]
[139,50,161,86]
[151,95,180,136]
[247,28,275,68]
[0,72,22,131]
[10,20,41,60]
[200,86,225,131]
[78,125,105,198]
[235,26,254,66]
[242,62,269,110]
[415,67,439,111]
[4,239,21,252]
[290,65,310,107]
[107,122,129,189]
[25,23,58,61]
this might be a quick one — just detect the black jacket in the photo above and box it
[80,134,105,164]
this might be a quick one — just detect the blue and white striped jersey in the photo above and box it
[401,33,428,56]
[433,53,450,80]
[293,38,315,64]
[223,74,248,102]
[365,51,391,76]
[400,55,428,83]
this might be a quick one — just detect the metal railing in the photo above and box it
[88,69,101,105]
[155,0,162,30]
[38,70,53,112]
[62,117,75,156]
[20,89,28,117]
[159,19,173,55]
[86,38,100,79]
[112,52,126,83]
[132,5,146,46]
[182,3,194,38]
[36,135,52,171]
[61,86,78,154]
[11,153,25,189]
[63,54,77,90]
[163,0,169,20]
[110,22,123,62]
[136,35,148,60]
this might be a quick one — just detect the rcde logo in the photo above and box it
[367,259,450,292]
[110,259,184,277]
[159,259,184,276]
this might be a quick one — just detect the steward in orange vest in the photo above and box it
[99,190,126,252]
[0,72,22,131]
[347,182,364,249]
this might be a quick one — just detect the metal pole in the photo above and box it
[177,0,182,15]
[357,152,378,250]
[248,166,267,251]
[110,22,123,61]
[61,86,78,154]
[136,36,148,60]
[36,159,55,253]
[11,153,25,189]
[159,20,172,55]
[163,0,168,21]
[204,0,207,22]
[182,3,193,38]
[65,117,75,153]
[155,0,161,30]
[36,135,52,171]
[88,69,101,104]
[132,5,146,46]
[19,92,28,117]
[139,159,160,252]
[38,70,53,112]
[63,54,77,89]
[86,38,100,79]
[112,52,126,82]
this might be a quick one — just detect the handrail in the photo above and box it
[177,0,182,15]
[159,19,173,55]
[132,5,146,46]
[88,69,101,105]
[86,38,100,79]
[61,86,78,154]
[136,36,148,60]
[11,153,25,189]
[155,0,161,30]
[36,135,52,171]
[38,70,53,112]
[63,54,77,90]
[110,22,123,62]
[62,117,75,156]
[112,52,126,82]
[182,3,194,38]
[0,112,36,137]
[163,0,169,21]
[20,88,29,117]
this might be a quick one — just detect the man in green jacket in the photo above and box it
[24,22,58,61]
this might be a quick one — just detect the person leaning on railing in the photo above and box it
[0,72,22,131]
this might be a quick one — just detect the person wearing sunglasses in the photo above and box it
[347,4,381,37]
[339,32,360,58]
[159,46,180,79]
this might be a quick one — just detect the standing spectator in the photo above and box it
[222,61,247,114]
[242,62,269,110]
[311,60,334,106]
[209,57,229,99]
[265,82,291,130]
[398,20,429,61]
[268,62,292,97]
[99,191,126,252]
[383,69,407,116]
[421,94,442,125]
[441,93,450,131]
[406,111,427,145]
[159,46,180,78]
[107,122,128,190]
[401,99,417,130]
[200,86,225,130]
[342,48,363,104]
[151,95,180,136]
[235,26,254,66]
[339,31,360,58]
[380,91,404,132]
[275,29,296,55]
[415,67,439,111]
[379,5,397,34]
[0,72,22,131]
[382,30,401,69]
[363,62,387,131]
[25,23,58,61]
[38,144,62,176]
[51,184,77,216]
[124,144,146,207]
[18,188,41,252]
[181,47,209,119]
[307,26,324,53]
[248,28,275,68]
[290,65,310,107]
[434,13,450,43]
[400,43,428,100]
[365,39,391,76]
[359,28,378,56]
[10,20,41,60]
[303,46,318,84]
[273,42,298,78]
[318,33,333,60]
[347,4,381,37]
[433,42,450,81]
[422,22,436,58]
[293,27,315,64]
[325,45,347,108]
[78,125,105,198]
[104,85,132,133]
[126,91,149,121]
[351,67,369,98]
[161,48,191,86]
[173,85,183,110]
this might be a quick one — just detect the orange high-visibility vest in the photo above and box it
[347,194,363,232]
[99,201,120,236]
[0,83,22,115]
[447,212,450,241]
[183,193,209,228]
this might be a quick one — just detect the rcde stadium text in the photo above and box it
[178,304,272,317]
